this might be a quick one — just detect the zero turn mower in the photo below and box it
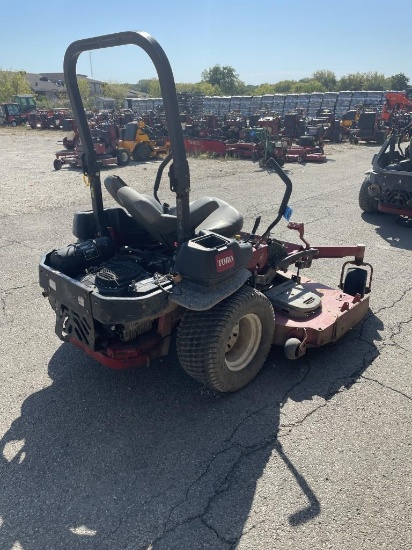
[359,121,412,225]
[39,31,373,393]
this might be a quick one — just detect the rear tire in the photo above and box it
[133,144,151,162]
[116,148,130,166]
[53,158,62,171]
[359,178,379,213]
[177,286,275,392]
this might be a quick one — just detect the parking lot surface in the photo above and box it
[0,127,410,549]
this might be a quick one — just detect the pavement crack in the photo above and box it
[372,285,412,316]
[0,288,5,315]
[360,374,411,401]
[279,358,312,408]
[280,400,329,435]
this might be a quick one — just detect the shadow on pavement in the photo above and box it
[361,211,412,250]
[0,310,382,549]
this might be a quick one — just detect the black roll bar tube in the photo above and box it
[64,31,191,244]
[259,157,293,241]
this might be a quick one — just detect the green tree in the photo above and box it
[134,78,156,94]
[252,83,275,95]
[194,81,221,95]
[148,78,161,98]
[312,70,337,91]
[389,73,410,90]
[338,72,366,90]
[77,77,94,110]
[101,81,129,108]
[362,71,388,90]
[273,80,297,93]
[295,79,325,93]
[175,82,221,95]
[0,70,32,103]
[201,65,242,95]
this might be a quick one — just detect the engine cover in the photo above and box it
[173,232,253,286]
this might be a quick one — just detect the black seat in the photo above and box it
[104,175,243,248]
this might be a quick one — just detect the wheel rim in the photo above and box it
[225,313,262,372]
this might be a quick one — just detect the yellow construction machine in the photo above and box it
[118,120,169,161]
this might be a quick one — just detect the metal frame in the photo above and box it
[63,31,191,245]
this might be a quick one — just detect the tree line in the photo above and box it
[0,67,410,109]
[132,68,410,97]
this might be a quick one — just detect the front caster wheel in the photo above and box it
[177,286,275,392]
[53,158,62,171]
[284,338,305,360]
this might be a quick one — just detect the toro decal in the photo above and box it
[215,250,235,272]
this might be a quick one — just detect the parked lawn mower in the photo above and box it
[286,142,326,163]
[313,109,343,143]
[349,111,388,145]
[39,31,373,393]
[0,103,25,126]
[381,89,412,124]
[228,127,288,165]
[60,118,79,150]
[297,125,324,149]
[181,137,228,157]
[359,121,412,224]
[53,122,130,170]
[340,109,360,133]
[28,109,57,129]
[281,112,307,139]
[118,120,169,161]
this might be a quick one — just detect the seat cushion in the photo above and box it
[116,186,177,247]
[197,198,243,237]
[167,196,219,228]
[105,176,243,242]
[105,175,163,212]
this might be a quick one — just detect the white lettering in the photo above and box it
[217,255,234,267]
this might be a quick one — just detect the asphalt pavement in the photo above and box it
[0,128,410,549]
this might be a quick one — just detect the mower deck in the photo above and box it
[268,277,369,347]
[286,145,326,163]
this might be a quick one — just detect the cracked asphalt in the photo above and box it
[0,127,410,549]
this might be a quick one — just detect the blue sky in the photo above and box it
[2,0,411,85]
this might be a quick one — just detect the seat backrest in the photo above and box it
[105,175,163,212]
[358,112,376,130]
[104,175,242,247]
[116,186,178,247]
[105,175,221,248]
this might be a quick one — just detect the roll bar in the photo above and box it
[63,31,191,244]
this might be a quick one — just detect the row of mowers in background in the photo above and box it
[0,103,75,129]
[0,100,135,130]
[53,116,326,170]
[50,98,412,171]
[53,118,169,170]
[27,106,135,130]
[53,108,331,171]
